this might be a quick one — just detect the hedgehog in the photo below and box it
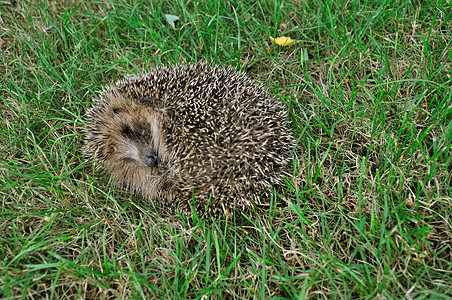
[84,62,294,217]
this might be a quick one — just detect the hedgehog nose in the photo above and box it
[144,152,158,167]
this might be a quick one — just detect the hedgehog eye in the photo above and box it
[112,107,121,114]
[122,125,137,140]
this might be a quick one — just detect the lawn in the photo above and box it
[1,0,451,298]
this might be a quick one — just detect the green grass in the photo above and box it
[1,0,451,298]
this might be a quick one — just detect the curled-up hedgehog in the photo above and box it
[84,62,294,217]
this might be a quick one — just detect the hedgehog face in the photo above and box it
[116,121,159,167]
[84,91,170,196]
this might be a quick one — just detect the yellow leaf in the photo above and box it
[269,36,299,46]
[406,194,414,207]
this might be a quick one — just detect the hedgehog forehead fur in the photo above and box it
[84,62,294,217]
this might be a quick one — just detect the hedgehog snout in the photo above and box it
[144,152,158,167]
